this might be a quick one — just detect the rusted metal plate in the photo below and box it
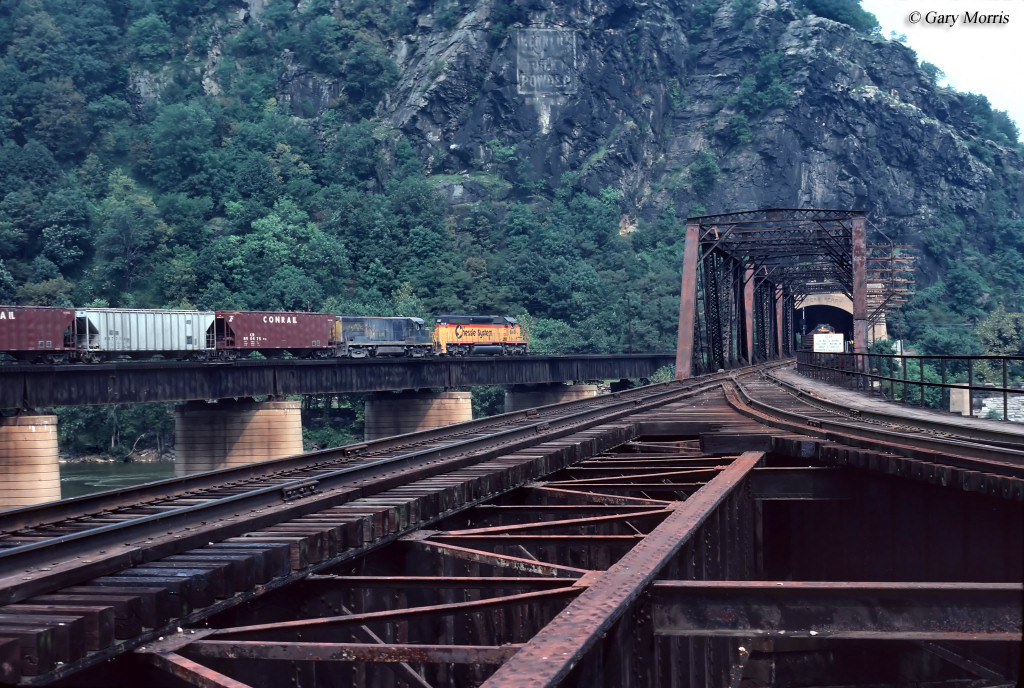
[140,650,253,688]
[186,640,522,664]
[651,581,1023,640]
[480,452,763,686]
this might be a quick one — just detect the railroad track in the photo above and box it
[726,366,1024,498]
[0,367,766,684]
[0,362,1020,685]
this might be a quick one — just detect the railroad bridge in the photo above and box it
[0,354,673,506]
[0,210,1019,687]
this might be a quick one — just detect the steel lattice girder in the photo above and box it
[696,213,862,298]
[480,452,765,686]
[650,581,1023,640]
[678,209,871,377]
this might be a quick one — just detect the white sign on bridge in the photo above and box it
[813,333,845,353]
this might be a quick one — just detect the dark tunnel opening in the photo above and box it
[795,305,853,348]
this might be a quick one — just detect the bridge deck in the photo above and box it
[0,366,1019,687]
[772,365,1024,440]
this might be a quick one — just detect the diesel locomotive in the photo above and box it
[0,306,528,363]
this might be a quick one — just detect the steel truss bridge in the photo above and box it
[675,209,914,377]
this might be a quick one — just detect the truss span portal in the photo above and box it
[675,209,912,378]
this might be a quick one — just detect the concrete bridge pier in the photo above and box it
[504,383,599,413]
[0,414,61,508]
[364,390,473,440]
[174,399,304,475]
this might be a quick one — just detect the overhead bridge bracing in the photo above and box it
[675,209,914,378]
[0,354,674,409]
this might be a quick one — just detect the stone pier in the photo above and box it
[364,391,473,440]
[504,383,599,413]
[0,414,61,508]
[174,399,304,475]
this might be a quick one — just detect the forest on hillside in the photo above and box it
[1,0,1023,456]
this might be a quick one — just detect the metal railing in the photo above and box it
[796,350,1024,422]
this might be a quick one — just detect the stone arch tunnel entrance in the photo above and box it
[798,304,853,339]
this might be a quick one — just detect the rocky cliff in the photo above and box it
[322,0,1018,278]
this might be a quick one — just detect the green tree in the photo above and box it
[976,307,1024,356]
[690,151,720,198]
[146,102,218,192]
[795,0,879,34]
[94,171,166,296]
[127,14,172,62]
[0,259,14,302]
[31,79,88,157]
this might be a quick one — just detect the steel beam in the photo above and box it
[480,452,763,687]
[651,581,1023,640]
[749,268,757,364]
[852,213,868,352]
[676,222,700,379]
[140,651,252,688]
[187,640,522,665]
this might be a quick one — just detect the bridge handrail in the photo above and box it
[796,350,1024,422]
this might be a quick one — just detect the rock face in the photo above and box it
[363,0,1021,279]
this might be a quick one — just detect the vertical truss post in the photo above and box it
[704,253,725,372]
[743,267,754,364]
[729,258,740,367]
[784,293,795,356]
[676,222,700,379]
[775,285,784,359]
[852,213,868,353]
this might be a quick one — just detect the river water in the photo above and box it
[60,461,177,499]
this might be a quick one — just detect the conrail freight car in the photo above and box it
[0,306,527,362]
[0,306,75,363]
[215,310,338,360]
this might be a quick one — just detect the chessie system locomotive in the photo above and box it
[0,306,528,363]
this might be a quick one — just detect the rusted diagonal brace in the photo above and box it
[335,603,434,688]
[139,651,253,688]
[204,587,581,638]
[479,451,763,687]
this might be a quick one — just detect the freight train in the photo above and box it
[0,307,528,363]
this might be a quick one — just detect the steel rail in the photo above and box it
[0,374,681,535]
[0,376,735,606]
[763,367,1024,450]
[725,375,1024,479]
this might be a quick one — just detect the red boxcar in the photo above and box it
[214,311,337,359]
[0,306,76,362]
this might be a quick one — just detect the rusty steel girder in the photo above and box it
[677,209,881,378]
